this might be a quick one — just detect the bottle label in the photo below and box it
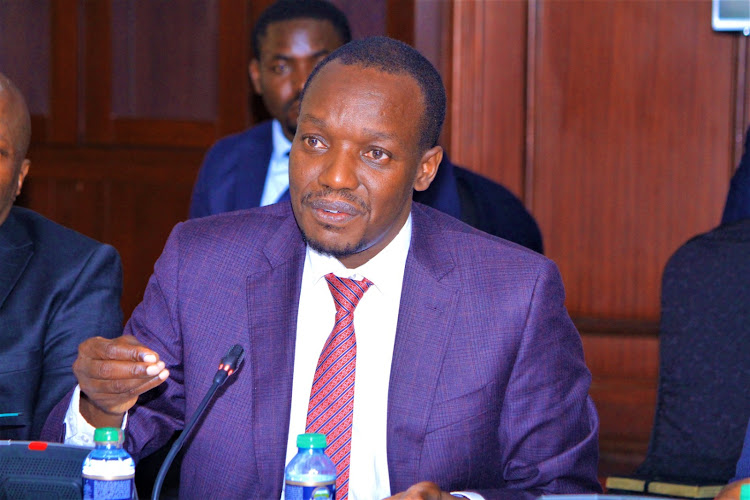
[285,482,335,500]
[82,477,134,500]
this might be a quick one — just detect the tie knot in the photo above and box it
[325,273,372,314]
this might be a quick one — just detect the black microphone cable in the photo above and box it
[151,344,245,500]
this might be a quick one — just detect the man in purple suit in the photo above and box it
[45,37,599,499]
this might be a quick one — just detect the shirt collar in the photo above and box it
[271,119,293,164]
[305,213,413,296]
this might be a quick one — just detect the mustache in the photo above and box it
[301,188,370,214]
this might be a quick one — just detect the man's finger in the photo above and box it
[83,359,166,380]
[81,335,160,363]
[82,370,170,398]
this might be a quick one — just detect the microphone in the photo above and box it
[151,344,245,500]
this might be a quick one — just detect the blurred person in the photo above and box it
[0,72,123,440]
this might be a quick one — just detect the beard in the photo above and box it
[297,188,371,259]
[302,229,369,260]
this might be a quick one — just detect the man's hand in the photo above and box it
[384,482,461,500]
[73,335,169,428]
[715,478,750,500]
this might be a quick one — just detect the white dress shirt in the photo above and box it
[259,119,292,206]
[281,214,412,500]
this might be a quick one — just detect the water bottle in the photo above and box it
[284,433,337,500]
[82,427,135,500]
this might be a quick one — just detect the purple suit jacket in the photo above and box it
[44,202,599,499]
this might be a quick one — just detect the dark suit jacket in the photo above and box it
[722,126,750,225]
[44,202,597,499]
[0,206,123,440]
[189,121,543,253]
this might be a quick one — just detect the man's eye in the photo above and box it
[365,149,389,161]
[270,63,288,75]
[304,137,324,149]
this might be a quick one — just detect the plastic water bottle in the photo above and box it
[82,427,135,500]
[284,433,337,500]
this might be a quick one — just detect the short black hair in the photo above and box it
[252,0,352,60]
[302,36,446,151]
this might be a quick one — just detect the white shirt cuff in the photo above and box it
[63,385,127,447]
[451,492,486,500]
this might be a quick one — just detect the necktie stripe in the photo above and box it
[313,330,355,373]
[314,339,355,375]
[310,346,355,393]
[310,398,354,433]
[305,273,372,500]
[307,376,355,418]
[310,366,354,406]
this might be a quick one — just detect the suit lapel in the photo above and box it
[248,211,305,496]
[0,210,33,310]
[387,206,460,492]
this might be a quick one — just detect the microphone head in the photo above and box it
[218,344,245,375]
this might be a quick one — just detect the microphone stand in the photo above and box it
[150,345,245,500]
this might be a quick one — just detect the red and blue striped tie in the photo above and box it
[306,273,372,500]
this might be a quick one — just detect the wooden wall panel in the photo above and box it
[533,0,735,319]
[0,0,51,115]
[449,0,528,198]
[83,0,249,147]
[444,0,744,474]
[578,319,659,475]
[335,0,387,40]
[111,0,218,121]
[20,147,201,319]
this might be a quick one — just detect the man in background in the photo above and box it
[0,72,123,440]
[189,0,544,253]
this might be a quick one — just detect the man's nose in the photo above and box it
[318,148,359,191]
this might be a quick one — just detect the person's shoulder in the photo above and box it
[450,164,544,252]
[677,219,750,254]
[12,206,113,256]
[206,121,273,156]
[413,202,545,264]
[412,203,559,300]
[178,202,292,239]
[197,122,274,182]
[452,164,522,204]
[709,218,750,240]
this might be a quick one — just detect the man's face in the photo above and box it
[0,95,29,226]
[250,18,345,141]
[289,61,442,269]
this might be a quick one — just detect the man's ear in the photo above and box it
[249,59,263,95]
[15,159,30,198]
[413,145,443,192]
